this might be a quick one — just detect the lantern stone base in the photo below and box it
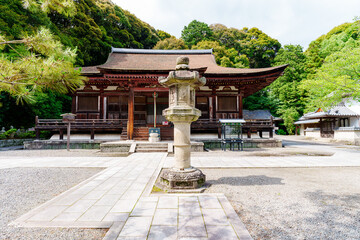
[156,167,206,193]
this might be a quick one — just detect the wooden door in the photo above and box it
[321,119,335,138]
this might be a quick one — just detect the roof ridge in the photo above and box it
[111,47,213,55]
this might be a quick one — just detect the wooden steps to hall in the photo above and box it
[121,126,174,140]
[120,127,149,140]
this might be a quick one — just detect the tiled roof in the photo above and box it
[85,48,287,75]
[294,119,320,125]
[243,110,275,120]
[298,101,360,120]
[111,48,213,55]
[78,66,100,75]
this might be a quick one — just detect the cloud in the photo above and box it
[115,0,360,49]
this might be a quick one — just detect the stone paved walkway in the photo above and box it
[5,141,360,239]
[8,152,252,239]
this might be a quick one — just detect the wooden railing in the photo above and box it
[242,120,273,128]
[192,118,275,138]
[35,117,127,140]
[192,119,220,129]
[36,118,126,129]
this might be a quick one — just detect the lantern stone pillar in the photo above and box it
[156,56,206,191]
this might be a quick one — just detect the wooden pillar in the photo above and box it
[67,122,71,151]
[71,95,76,114]
[320,118,323,137]
[59,129,64,140]
[238,89,244,119]
[247,129,251,138]
[35,116,40,140]
[269,129,273,138]
[212,88,216,120]
[99,88,104,119]
[209,96,213,121]
[127,87,134,140]
[90,129,95,140]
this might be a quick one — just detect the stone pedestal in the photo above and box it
[156,56,206,191]
[148,133,160,142]
[157,168,205,190]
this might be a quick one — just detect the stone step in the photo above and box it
[133,138,149,141]
[136,146,168,149]
[136,148,168,152]
[136,145,168,148]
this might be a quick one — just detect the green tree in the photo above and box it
[236,27,281,68]
[269,45,308,133]
[210,24,280,68]
[157,30,172,40]
[153,36,188,50]
[243,89,278,112]
[302,21,360,111]
[192,40,249,68]
[0,27,84,102]
[305,22,358,76]
[278,107,300,135]
[301,44,360,110]
[0,1,84,102]
[181,20,213,48]
[23,0,76,16]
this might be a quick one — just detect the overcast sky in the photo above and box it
[113,0,360,50]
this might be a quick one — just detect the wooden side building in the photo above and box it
[69,48,287,140]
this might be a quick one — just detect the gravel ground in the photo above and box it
[204,167,360,240]
[0,167,107,240]
[0,149,101,157]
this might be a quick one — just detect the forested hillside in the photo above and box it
[0,0,160,128]
[273,21,360,133]
[0,0,159,66]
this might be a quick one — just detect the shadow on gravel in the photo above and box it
[301,190,360,239]
[207,175,284,186]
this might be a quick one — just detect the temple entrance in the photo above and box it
[146,96,168,126]
[107,95,128,120]
[320,119,335,138]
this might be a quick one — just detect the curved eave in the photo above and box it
[204,64,288,77]
[92,64,288,78]
[305,113,360,119]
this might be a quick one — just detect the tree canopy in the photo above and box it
[269,45,308,133]
[301,21,360,111]
[153,36,188,50]
[0,0,84,102]
[181,20,213,48]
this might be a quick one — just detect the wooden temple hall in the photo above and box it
[66,48,287,140]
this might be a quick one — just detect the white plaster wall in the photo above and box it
[349,117,360,128]
[334,130,358,141]
[305,130,320,138]
[300,125,305,136]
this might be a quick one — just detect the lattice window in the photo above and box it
[78,96,98,111]
[218,96,237,111]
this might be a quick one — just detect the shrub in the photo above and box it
[4,128,17,138]
[276,129,287,135]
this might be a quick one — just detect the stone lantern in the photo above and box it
[157,56,206,191]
